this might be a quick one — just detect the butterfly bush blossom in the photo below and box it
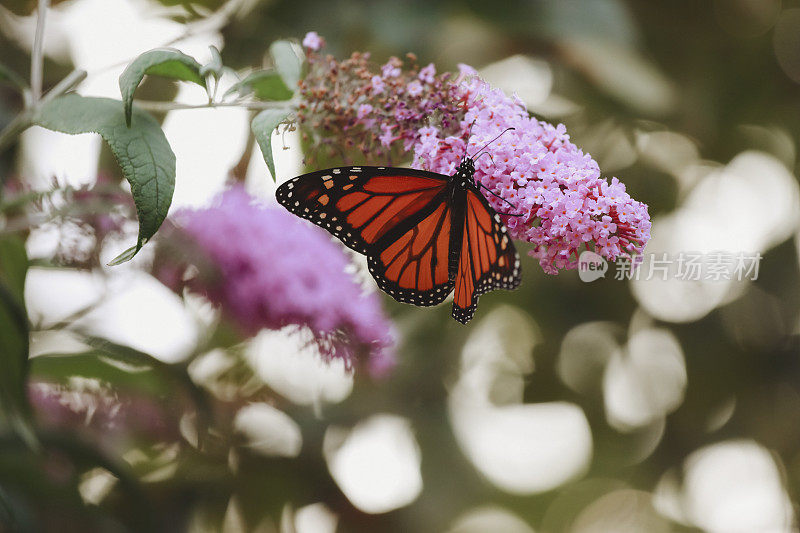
[156,186,395,374]
[299,34,650,273]
[415,78,652,273]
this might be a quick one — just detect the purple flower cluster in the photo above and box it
[298,33,650,273]
[29,381,177,442]
[413,78,651,272]
[302,31,325,51]
[158,186,395,372]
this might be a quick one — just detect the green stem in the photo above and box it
[133,99,299,112]
[0,69,86,153]
[40,69,87,105]
[30,0,50,104]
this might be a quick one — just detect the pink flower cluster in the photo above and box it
[302,31,325,51]
[414,78,651,273]
[298,32,650,273]
[29,381,177,441]
[158,187,395,373]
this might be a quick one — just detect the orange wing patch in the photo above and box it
[337,184,442,244]
[380,203,450,290]
[369,202,453,306]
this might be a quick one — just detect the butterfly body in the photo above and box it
[275,158,520,323]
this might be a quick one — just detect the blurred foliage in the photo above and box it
[1,0,799,531]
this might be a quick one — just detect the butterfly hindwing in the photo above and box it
[452,189,521,324]
[368,201,454,307]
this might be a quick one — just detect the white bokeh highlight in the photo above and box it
[162,81,250,209]
[323,414,422,514]
[683,440,795,532]
[632,151,800,323]
[234,403,302,458]
[603,328,686,431]
[72,271,198,363]
[25,267,105,327]
[451,401,593,494]
[294,503,338,533]
[245,329,353,407]
[450,306,592,494]
[655,440,796,533]
[448,506,535,533]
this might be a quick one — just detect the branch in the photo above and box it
[30,0,50,103]
[0,69,86,152]
[132,99,298,112]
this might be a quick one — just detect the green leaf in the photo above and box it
[119,48,205,126]
[199,45,224,80]
[107,245,138,266]
[0,235,34,447]
[81,336,166,367]
[30,351,168,397]
[0,484,27,532]
[0,236,27,306]
[252,108,291,181]
[36,94,176,264]
[0,63,27,93]
[224,70,294,101]
[269,40,304,91]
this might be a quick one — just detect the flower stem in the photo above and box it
[40,69,87,104]
[0,69,86,153]
[132,99,298,112]
[30,0,50,104]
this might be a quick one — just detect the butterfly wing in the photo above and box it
[452,189,521,324]
[276,166,448,254]
[368,200,454,306]
[276,166,454,306]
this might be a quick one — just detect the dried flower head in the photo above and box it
[298,46,467,165]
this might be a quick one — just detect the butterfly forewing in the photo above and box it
[452,189,521,324]
[276,166,448,256]
[277,166,454,306]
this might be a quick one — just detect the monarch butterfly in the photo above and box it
[275,152,521,324]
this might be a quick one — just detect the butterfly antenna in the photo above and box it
[468,127,515,159]
[474,151,495,167]
[462,120,477,160]
[477,181,523,215]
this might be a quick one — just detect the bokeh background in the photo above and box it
[1,0,800,531]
